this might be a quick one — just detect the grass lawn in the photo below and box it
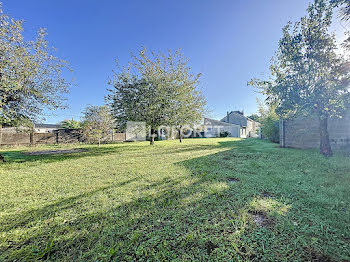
[0,138,349,261]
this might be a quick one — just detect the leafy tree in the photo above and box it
[81,105,114,146]
[257,100,280,143]
[107,47,206,145]
[0,4,72,127]
[247,114,260,122]
[168,64,206,143]
[250,0,350,157]
[60,119,81,129]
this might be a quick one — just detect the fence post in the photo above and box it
[56,131,59,144]
[30,131,34,146]
[280,119,285,148]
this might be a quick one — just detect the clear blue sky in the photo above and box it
[2,0,317,123]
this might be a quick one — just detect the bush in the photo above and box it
[219,131,231,137]
[261,117,279,143]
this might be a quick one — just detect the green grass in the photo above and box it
[0,138,349,261]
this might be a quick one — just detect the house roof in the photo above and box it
[221,111,259,126]
[204,118,240,127]
[34,124,61,129]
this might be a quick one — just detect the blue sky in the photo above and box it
[2,0,331,123]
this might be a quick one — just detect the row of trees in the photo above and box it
[0,3,206,146]
[251,0,350,156]
[83,48,207,145]
[64,48,207,146]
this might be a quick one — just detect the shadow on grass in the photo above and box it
[0,139,346,261]
[1,144,145,164]
[0,140,240,166]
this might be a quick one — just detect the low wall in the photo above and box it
[1,132,31,146]
[280,109,350,150]
[0,128,126,146]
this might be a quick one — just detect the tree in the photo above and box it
[247,114,260,122]
[257,100,280,143]
[174,91,206,142]
[0,4,72,127]
[107,47,206,145]
[81,105,114,146]
[167,65,206,142]
[250,0,350,157]
[60,119,81,129]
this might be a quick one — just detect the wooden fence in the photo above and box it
[0,128,126,146]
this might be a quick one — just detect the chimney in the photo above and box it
[227,111,230,123]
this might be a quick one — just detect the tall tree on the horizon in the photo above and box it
[0,3,72,127]
[60,119,81,129]
[250,0,350,157]
[107,47,206,145]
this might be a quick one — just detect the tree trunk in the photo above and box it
[98,137,101,147]
[150,128,155,145]
[319,115,333,157]
[178,126,182,143]
[0,125,4,162]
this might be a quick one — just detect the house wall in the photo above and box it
[247,119,260,138]
[222,112,248,127]
[204,125,240,138]
[222,112,260,138]
[280,109,350,150]
[34,128,58,133]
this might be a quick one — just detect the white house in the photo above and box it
[203,118,240,138]
[221,111,260,138]
[34,124,61,133]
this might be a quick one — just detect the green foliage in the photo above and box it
[81,105,114,144]
[250,0,350,156]
[247,114,260,122]
[258,100,280,143]
[60,119,81,129]
[252,0,350,118]
[261,119,279,143]
[106,47,206,144]
[0,139,349,261]
[219,130,230,137]
[0,4,72,126]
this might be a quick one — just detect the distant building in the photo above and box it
[221,111,260,138]
[1,123,61,133]
[203,118,240,138]
[34,124,61,133]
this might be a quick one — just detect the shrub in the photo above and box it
[261,117,279,143]
[219,131,231,137]
[257,100,280,143]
